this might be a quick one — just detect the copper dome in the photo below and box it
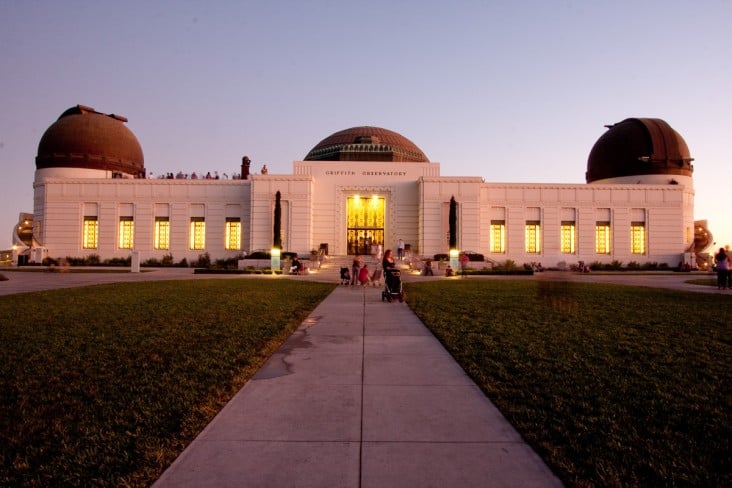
[36,105,145,176]
[304,126,429,162]
[586,118,693,183]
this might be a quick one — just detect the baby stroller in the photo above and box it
[382,268,404,302]
[340,267,351,285]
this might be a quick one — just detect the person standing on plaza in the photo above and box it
[397,239,405,260]
[714,247,729,290]
[375,244,383,265]
[350,254,362,286]
[459,252,470,277]
[422,259,434,276]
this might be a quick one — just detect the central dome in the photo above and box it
[304,126,429,162]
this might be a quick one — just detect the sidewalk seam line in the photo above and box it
[358,285,366,488]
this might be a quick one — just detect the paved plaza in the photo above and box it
[0,265,721,297]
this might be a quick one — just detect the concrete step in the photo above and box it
[306,255,392,282]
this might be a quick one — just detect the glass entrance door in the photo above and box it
[346,196,384,255]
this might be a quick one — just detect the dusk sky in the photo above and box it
[1,1,730,252]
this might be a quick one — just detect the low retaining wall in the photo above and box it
[238,258,321,271]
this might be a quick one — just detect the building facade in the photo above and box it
[17,106,702,268]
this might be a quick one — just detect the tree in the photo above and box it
[449,195,457,250]
[273,191,282,249]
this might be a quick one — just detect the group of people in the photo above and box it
[714,247,732,290]
[344,248,399,286]
[421,254,469,277]
[156,171,226,180]
[349,255,371,286]
[151,167,269,180]
[343,237,480,284]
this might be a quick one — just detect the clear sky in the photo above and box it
[1,1,730,252]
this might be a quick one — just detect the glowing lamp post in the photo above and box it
[271,248,281,274]
[449,248,459,272]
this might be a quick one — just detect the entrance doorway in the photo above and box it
[346,195,384,255]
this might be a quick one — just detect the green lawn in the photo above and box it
[0,279,335,487]
[405,280,731,487]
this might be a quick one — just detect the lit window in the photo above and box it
[595,222,611,254]
[631,222,645,254]
[490,220,505,253]
[560,221,576,254]
[118,217,134,249]
[154,217,170,250]
[189,217,206,250]
[525,221,541,254]
[82,217,98,249]
[225,218,241,250]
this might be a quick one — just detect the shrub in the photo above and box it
[143,257,160,267]
[193,252,211,268]
[246,250,271,259]
[73,255,101,266]
[627,261,641,270]
[103,257,131,266]
[461,252,484,261]
[213,257,239,270]
[145,254,177,267]
[467,268,533,275]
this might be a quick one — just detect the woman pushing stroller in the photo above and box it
[381,249,404,302]
[382,249,396,271]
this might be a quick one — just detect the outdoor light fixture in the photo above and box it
[449,248,459,271]
[270,248,281,275]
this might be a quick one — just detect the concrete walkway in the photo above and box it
[154,284,563,487]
